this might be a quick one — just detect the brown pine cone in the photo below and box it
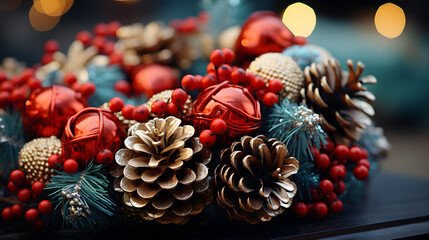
[114,116,212,224]
[214,135,299,224]
[301,58,376,145]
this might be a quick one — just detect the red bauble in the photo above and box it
[190,82,261,144]
[132,64,178,98]
[62,107,126,166]
[23,85,88,139]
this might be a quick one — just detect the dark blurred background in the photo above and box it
[1,0,428,178]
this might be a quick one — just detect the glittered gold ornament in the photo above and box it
[248,53,304,102]
[18,136,62,184]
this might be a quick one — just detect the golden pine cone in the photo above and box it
[214,135,299,224]
[114,116,212,224]
[145,90,193,117]
[301,58,376,145]
[248,53,304,102]
[18,136,62,184]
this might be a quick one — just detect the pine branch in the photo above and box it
[0,108,24,176]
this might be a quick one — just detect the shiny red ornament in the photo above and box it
[23,85,88,139]
[190,81,261,144]
[132,64,178,98]
[62,107,126,166]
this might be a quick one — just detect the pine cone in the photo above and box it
[114,116,212,224]
[301,58,376,145]
[214,135,299,224]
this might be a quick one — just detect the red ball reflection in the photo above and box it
[132,63,178,98]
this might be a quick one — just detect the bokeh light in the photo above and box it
[375,3,406,38]
[29,5,61,32]
[282,2,316,37]
[33,0,74,17]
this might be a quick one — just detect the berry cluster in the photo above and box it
[292,141,371,218]
[0,68,42,108]
[63,72,96,99]
[169,11,210,33]
[2,170,53,232]
[109,97,150,122]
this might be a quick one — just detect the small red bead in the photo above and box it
[48,154,63,170]
[109,97,124,113]
[230,68,246,84]
[96,149,114,165]
[171,88,188,106]
[313,202,328,218]
[21,68,35,81]
[31,219,45,232]
[210,119,227,135]
[321,140,334,154]
[329,164,346,181]
[10,170,25,186]
[334,181,346,195]
[311,146,320,158]
[44,40,60,53]
[206,62,216,73]
[1,81,13,92]
[94,23,108,36]
[310,187,323,201]
[319,179,334,195]
[0,91,11,105]
[151,100,167,116]
[217,64,232,78]
[7,181,21,194]
[11,204,25,218]
[18,188,32,203]
[31,181,46,196]
[353,165,369,180]
[199,129,217,147]
[38,200,53,215]
[324,192,338,203]
[361,147,369,159]
[122,104,135,120]
[194,75,203,91]
[293,36,307,45]
[41,53,53,65]
[0,71,7,83]
[114,80,131,95]
[262,92,279,107]
[221,48,235,63]
[181,75,197,90]
[256,89,267,101]
[64,72,77,85]
[334,145,349,161]
[292,202,308,218]
[268,79,283,93]
[27,77,42,90]
[133,105,150,122]
[76,30,92,46]
[92,36,106,51]
[251,76,266,91]
[329,200,343,214]
[244,70,255,85]
[109,51,123,65]
[10,87,27,103]
[107,21,121,37]
[102,41,115,55]
[166,102,180,116]
[80,82,96,97]
[63,159,79,174]
[25,209,40,224]
[357,158,370,169]
[10,75,25,87]
[349,146,363,162]
[1,207,14,222]
[202,73,217,89]
[209,49,225,66]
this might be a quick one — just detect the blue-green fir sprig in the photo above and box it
[0,108,24,176]
[282,45,323,70]
[268,98,327,162]
[45,162,115,232]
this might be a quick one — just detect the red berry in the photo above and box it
[268,79,283,93]
[358,158,370,169]
[324,192,338,203]
[353,165,369,180]
[334,181,346,195]
[133,105,150,122]
[210,119,227,135]
[181,75,197,90]
[321,140,334,154]
[0,71,7,83]
[262,92,279,107]
[41,53,53,65]
[25,209,39,224]
[21,68,35,81]
[10,75,25,87]
[63,159,79,174]
[38,200,53,215]
[166,102,180,116]
[293,36,307,45]
[10,170,25,186]
[329,164,346,181]
[80,82,96,97]
[10,87,27,103]
[171,88,188,105]
[1,81,13,92]
[122,104,135,120]
[109,51,123,65]
[206,62,216,73]
[32,219,45,232]
[0,91,11,104]
[313,202,328,218]
[96,149,114,165]
[230,68,246,84]
[44,40,60,53]
[18,188,32,203]
[76,30,92,45]
[251,76,266,91]
[319,179,334,195]
[311,146,320,157]
[107,21,121,37]
[306,203,313,217]
[94,23,107,36]
[221,48,235,63]
[194,75,203,91]
[48,154,63,170]
[7,181,21,194]
[114,80,131,95]
[310,187,322,201]
[92,36,106,51]
[1,207,14,222]
[11,204,25,217]
[349,146,363,162]
[244,70,255,85]
[151,100,167,116]
[292,202,308,218]
[64,72,77,85]
[102,41,115,55]
[329,200,343,214]
[361,147,369,159]
[31,181,45,196]
[109,97,124,113]
[202,73,217,89]
[27,77,42,90]
[209,49,225,66]
[217,64,232,78]
[199,130,217,147]
[334,145,349,161]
